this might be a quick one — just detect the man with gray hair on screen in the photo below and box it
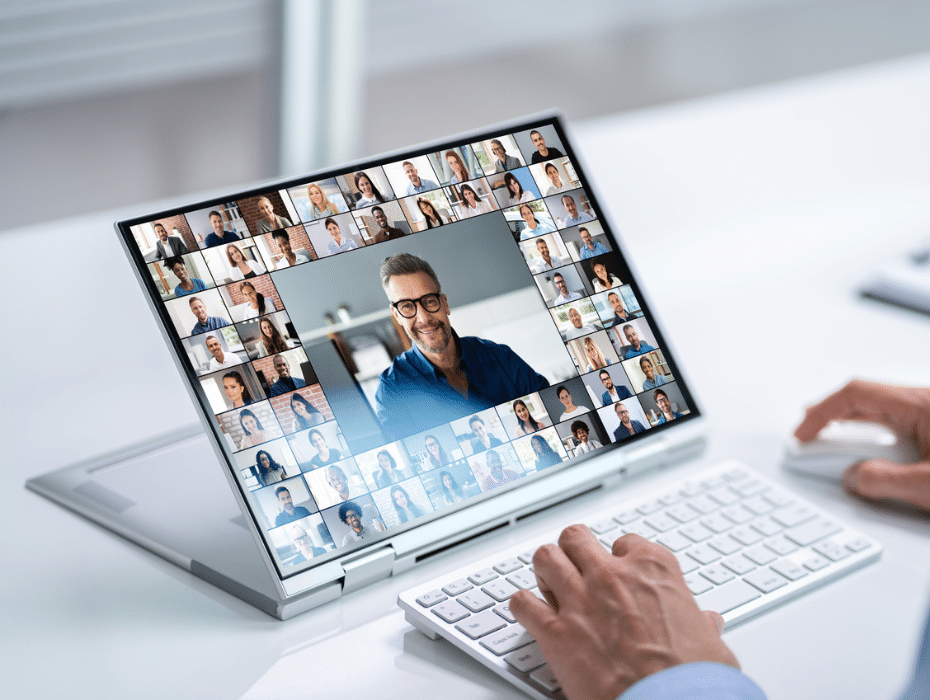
[375,253,549,440]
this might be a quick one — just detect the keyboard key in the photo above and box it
[803,554,830,571]
[785,517,843,546]
[492,557,523,574]
[700,564,736,586]
[721,554,756,575]
[517,550,535,564]
[623,521,658,539]
[743,544,777,565]
[613,509,641,524]
[708,535,742,555]
[506,571,537,590]
[729,526,763,546]
[459,589,495,612]
[701,475,726,489]
[674,552,700,574]
[659,490,684,505]
[771,559,809,581]
[742,496,774,515]
[744,568,789,594]
[732,479,767,497]
[494,601,516,623]
[723,466,750,481]
[684,573,713,595]
[645,513,678,532]
[846,538,872,552]
[530,665,561,692]
[687,544,721,565]
[696,579,760,613]
[455,610,507,639]
[416,589,447,607]
[504,641,547,672]
[763,490,795,508]
[442,578,473,596]
[657,531,692,551]
[771,505,817,528]
[814,540,850,561]
[765,536,798,556]
[483,580,519,602]
[480,623,535,656]
[468,568,499,585]
[721,505,755,524]
[637,499,663,515]
[590,519,619,535]
[667,504,700,522]
[680,481,704,496]
[706,486,741,506]
[432,599,470,623]
[688,495,720,514]
[681,523,714,542]
[701,514,734,534]
[750,517,783,537]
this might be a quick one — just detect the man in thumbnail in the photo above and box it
[577,226,609,260]
[469,415,503,454]
[552,272,582,304]
[532,238,565,273]
[288,524,326,563]
[481,449,519,490]
[204,335,244,372]
[204,210,240,247]
[491,139,522,172]
[325,218,357,255]
[326,464,366,502]
[153,222,189,259]
[563,306,599,341]
[166,256,208,297]
[599,369,632,406]
[560,194,593,228]
[375,253,549,440]
[556,385,589,422]
[188,296,229,335]
[571,420,602,455]
[339,500,375,545]
[402,161,438,196]
[622,324,655,359]
[606,291,639,326]
[371,206,407,243]
[268,354,306,397]
[274,486,312,526]
[640,357,668,390]
[613,401,647,441]
[273,230,311,269]
[255,196,293,233]
[529,130,565,164]
[655,388,684,424]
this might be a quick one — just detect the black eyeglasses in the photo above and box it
[391,293,442,318]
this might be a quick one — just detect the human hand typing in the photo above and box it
[510,526,738,700]
[795,380,930,511]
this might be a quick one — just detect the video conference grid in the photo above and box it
[128,123,693,577]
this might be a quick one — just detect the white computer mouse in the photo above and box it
[783,420,921,481]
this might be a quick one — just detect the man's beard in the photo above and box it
[408,320,452,355]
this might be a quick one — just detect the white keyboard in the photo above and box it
[398,463,881,700]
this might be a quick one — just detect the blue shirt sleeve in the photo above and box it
[619,663,767,700]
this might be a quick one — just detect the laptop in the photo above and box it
[26,114,877,633]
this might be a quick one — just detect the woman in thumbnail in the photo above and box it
[307,183,342,219]
[423,434,449,469]
[374,450,403,488]
[290,392,325,431]
[582,336,612,372]
[238,408,269,448]
[255,449,286,486]
[255,196,293,233]
[517,203,555,240]
[543,162,569,196]
[353,171,387,208]
[239,281,277,320]
[222,370,254,409]
[439,471,464,505]
[654,388,684,425]
[503,172,533,206]
[308,429,343,468]
[590,260,623,293]
[445,150,471,184]
[512,399,545,437]
[417,198,446,228]
[259,317,289,356]
[391,485,424,523]
[457,184,494,218]
[226,244,267,281]
[530,434,562,471]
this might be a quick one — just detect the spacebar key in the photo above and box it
[696,580,761,614]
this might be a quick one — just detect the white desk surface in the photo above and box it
[4,54,930,699]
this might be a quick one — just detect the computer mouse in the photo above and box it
[783,420,921,481]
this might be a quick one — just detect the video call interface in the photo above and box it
[124,120,697,578]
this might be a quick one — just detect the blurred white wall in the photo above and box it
[1,0,928,231]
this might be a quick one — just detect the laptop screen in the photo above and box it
[117,117,699,581]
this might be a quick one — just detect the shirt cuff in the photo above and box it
[618,662,767,700]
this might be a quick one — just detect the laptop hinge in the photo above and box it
[341,545,396,594]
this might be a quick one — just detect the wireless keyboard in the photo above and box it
[398,462,881,700]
